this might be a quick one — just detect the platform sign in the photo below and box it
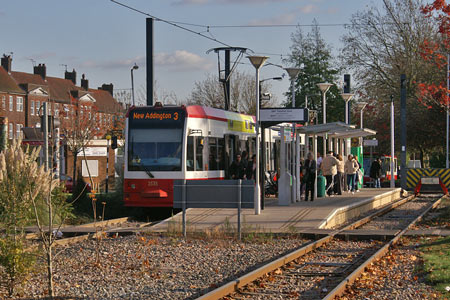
[260,108,308,122]
[364,139,378,147]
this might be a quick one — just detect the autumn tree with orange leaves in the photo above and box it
[340,0,447,166]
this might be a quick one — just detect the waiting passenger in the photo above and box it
[345,154,359,194]
[246,154,256,180]
[370,158,382,188]
[334,154,344,195]
[303,153,316,202]
[321,151,339,197]
[230,153,246,179]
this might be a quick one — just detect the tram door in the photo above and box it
[224,134,239,178]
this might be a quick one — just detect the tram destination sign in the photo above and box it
[260,108,308,123]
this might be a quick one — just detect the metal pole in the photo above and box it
[291,78,296,203]
[447,54,449,168]
[255,67,261,215]
[225,49,231,111]
[322,91,327,157]
[55,127,60,179]
[182,179,186,238]
[305,95,308,109]
[261,125,266,210]
[313,134,318,200]
[360,109,363,129]
[43,102,49,172]
[106,138,110,193]
[400,74,407,190]
[237,179,241,241]
[345,101,349,125]
[146,18,154,106]
[131,69,135,106]
[390,95,395,188]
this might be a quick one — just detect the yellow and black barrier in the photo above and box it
[406,168,450,190]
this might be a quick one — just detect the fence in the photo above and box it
[173,179,254,239]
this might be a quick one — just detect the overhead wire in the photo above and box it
[110,0,232,47]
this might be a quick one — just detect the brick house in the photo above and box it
[0,54,124,191]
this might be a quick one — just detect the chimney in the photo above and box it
[99,83,113,96]
[81,74,89,90]
[1,55,12,73]
[65,68,77,85]
[33,63,46,80]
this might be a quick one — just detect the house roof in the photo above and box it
[0,68,26,94]
[89,89,122,114]
[9,69,122,113]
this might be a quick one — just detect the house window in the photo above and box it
[16,97,23,112]
[54,103,59,117]
[8,123,13,139]
[9,96,13,112]
[36,101,40,116]
[31,100,35,115]
[1,96,5,110]
[16,124,23,139]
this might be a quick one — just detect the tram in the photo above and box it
[124,103,268,207]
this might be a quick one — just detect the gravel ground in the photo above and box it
[1,235,308,299]
[358,198,432,231]
[336,238,442,300]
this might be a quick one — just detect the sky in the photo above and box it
[0,0,384,106]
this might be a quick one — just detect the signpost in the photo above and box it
[260,108,308,123]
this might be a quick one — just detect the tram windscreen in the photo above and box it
[127,107,185,172]
[128,128,182,171]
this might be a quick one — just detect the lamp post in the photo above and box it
[341,93,354,157]
[259,77,283,106]
[285,67,301,203]
[340,93,354,125]
[131,63,139,106]
[248,55,269,215]
[390,95,395,188]
[317,82,333,156]
[355,102,368,129]
[105,134,111,193]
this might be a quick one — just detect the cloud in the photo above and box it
[23,52,57,61]
[248,5,317,26]
[173,0,292,5]
[248,12,297,26]
[154,50,213,71]
[80,51,213,72]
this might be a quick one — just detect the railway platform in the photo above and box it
[149,188,402,233]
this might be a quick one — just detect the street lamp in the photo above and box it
[340,93,354,125]
[317,82,333,156]
[248,55,269,215]
[259,77,283,106]
[131,63,139,106]
[355,102,368,129]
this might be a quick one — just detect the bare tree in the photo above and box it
[60,95,106,187]
[135,80,182,106]
[187,71,277,115]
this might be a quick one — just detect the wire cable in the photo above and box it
[110,0,232,47]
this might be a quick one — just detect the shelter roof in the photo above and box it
[296,122,376,138]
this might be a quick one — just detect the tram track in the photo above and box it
[196,193,445,300]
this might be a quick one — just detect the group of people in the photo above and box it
[229,151,256,180]
[301,151,365,201]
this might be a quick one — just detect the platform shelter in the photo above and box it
[278,122,376,205]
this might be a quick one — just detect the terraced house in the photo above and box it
[0,54,124,191]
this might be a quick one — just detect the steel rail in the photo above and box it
[196,194,416,300]
[322,194,445,300]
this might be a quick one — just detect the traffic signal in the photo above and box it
[344,74,351,93]
[111,136,118,149]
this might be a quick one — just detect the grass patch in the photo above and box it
[419,196,450,229]
[420,236,450,296]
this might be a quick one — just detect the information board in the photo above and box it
[260,108,308,122]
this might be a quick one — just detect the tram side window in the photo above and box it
[196,137,203,171]
[187,136,204,171]
[208,138,218,171]
[187,136,194,171]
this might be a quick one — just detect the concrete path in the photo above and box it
[149,188,402,233]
